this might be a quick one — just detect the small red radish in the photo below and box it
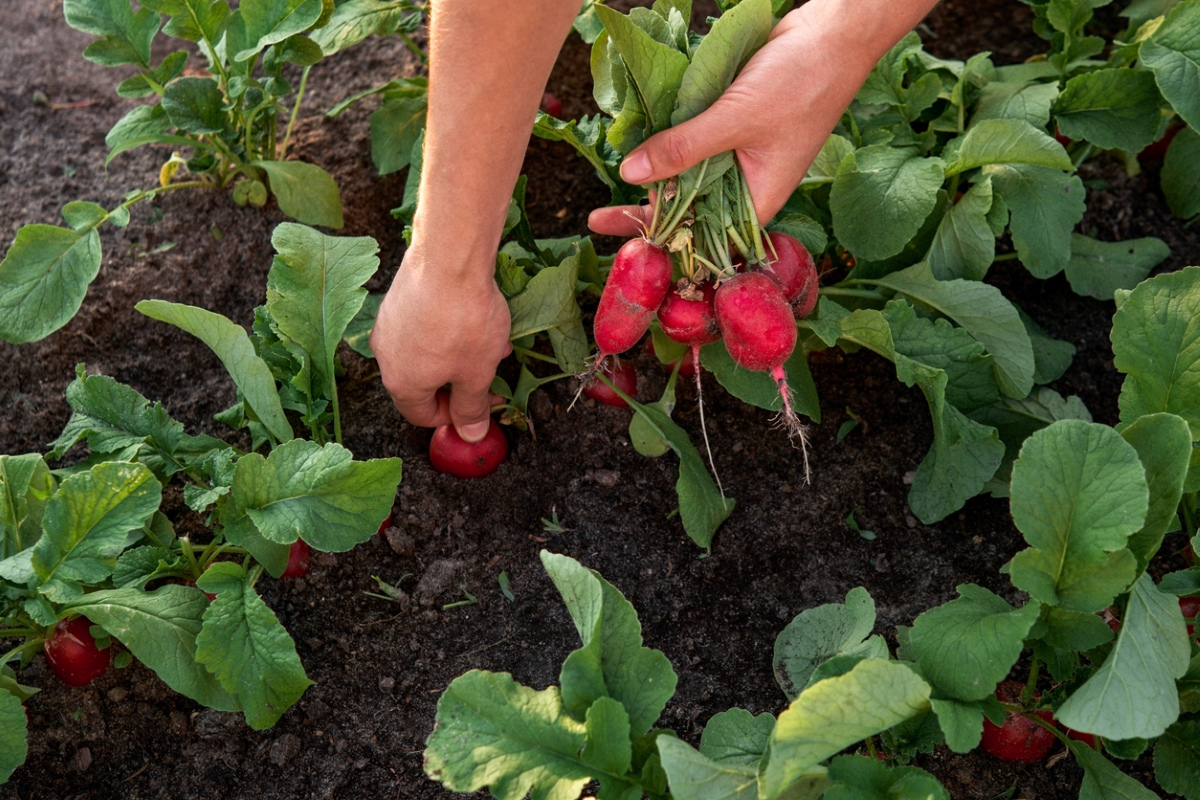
[44,617,111,687]
[658,281,720,347]
[584,357,637,407]
[1181,596,1199,636]
[761,232,818,318]
[982,681,1056,763]
[1054,126,1072,148]
[430,422,508,479]
[1139,121,1184,164]
[377,511,395,536]
[280,540,312,580]
[1065,728,1098,749]
[593,238,673,359]
[540,92,563,118]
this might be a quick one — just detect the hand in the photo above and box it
[589,0,892,237]
[370,247,512,442]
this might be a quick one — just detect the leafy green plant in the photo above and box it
[0,223,401,783]
[0,0,420,346]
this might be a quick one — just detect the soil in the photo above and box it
[1,2,1196,799]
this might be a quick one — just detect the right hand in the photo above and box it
[370,245,512,443]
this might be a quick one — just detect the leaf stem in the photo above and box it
[993,252,1020,262]
[397,31,428,66]
[180,537,202,577]
[513,346,559,365]
[821,286,886,301]
[279,66,312,161]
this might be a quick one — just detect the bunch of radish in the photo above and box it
[586,204,819,479]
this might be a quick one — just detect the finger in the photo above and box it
[588,204,653,237]
[389,386,452,430]
[619,97,746,185]
[448,378,497,443]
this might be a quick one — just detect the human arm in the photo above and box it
[370,0,580,441]
[589,0,943,236]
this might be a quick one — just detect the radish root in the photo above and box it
[771,365,811,484]
[692,345,726,506]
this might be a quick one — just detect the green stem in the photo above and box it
[1182,495,1197,539]
[993,252,1020,262]
[737,165,766,264]
[0,629,38,639]
[0,638,48,669]
[332,376,343,445]
[822,286,886,300]
[1072,142,1094,170]
[1021,657,1041,705]
[513,346,560,364]
[654,158,709,247]
[278,66,312,161]
[647,180,666,240]
[864,737,879,760]
[180,537,201,577]
[398,30,428,65]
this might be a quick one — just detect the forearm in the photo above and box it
[410,0,579,286]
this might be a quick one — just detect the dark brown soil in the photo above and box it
[1,2,1196,799]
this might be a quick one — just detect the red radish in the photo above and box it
[377,511,395,536]
[761,232,819,318]
[1054,127,1072,148]
[1139,121,1184,163]
[658,281,720,347]
[540,92,563,118]
[430,422,508,479]
[584,357,637,407]
[1067,731,1097,749]
[593,239,673,359]
[982,681,1056,763]
[44,617,111,687]
[280,540,312,580]
[1184,545,1195,566]
[714,272,810,479]
[1181,596,1199,636]
[182,578,217,602]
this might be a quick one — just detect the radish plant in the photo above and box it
[0,223,401,783]
[0,0,415,346]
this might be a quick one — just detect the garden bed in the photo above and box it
[1,1,1197,798]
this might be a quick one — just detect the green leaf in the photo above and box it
[424,670,592,799]
[112,545,186,588]
[595,4,690,135]
[983,164,1086,279]
[945,119,1074,176]
[699,708,776,767]
[1111,266,1200,437]
[1040,606,1116,652]
[235,0,324,61]
[968,387,1092,494]
[104,103,198,164]
[1057,572,1191,739]
[533,114,630,200]
[671,0,770,126]
[971,80,1060,128]
[1142,0,1200,131]
[1068,737,1161,800]
[766,214,828,258]
[30,462,160,588]
[64,585,239,710]
[0,454,54,560]
[762,659,930,798]
[1018,308,1075,385]
[232,439,401,552]
[656,736,763,800]
[195,561,312,728]
[1154,718,1200,800]
[927,177,996,281]
[64,0,159,67]
[140,0,232,45]
[1120,413,1192,573]
[1065,234,1171,301]
[825,755,949,800]
[309,0,410,55]
[581,696,633,776]
[251,160,344,229]
[342,291,383,358]
[830,146,946,262]
[910,584,1040,701]
[0,689,27,782]
[541,551,677,737]
[1163,125,1200,219]
[1053,69,1163,152]
[865,261,1035,399]
[0,223,101,344]
[507,255,581,340]
[623,398,735,548]
[772,587,888,701]
[266,222,378,405]
[837,305,1004,523]
[1010,420,1146,612]
[369,95,427,175]
[700,338,820,421]
[161,77,229,135]
[136,300,294,444]
[885,299,1000,412]
[802,134,855,187]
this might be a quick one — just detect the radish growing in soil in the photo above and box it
[44,617,111,687]
[584,357,638,407]
[982,681,1056,763]
[540,92,563,118]
[280,540,312,580]
[430,422,508,478]
[714,271,810,479]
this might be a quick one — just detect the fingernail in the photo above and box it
[458,420,489,443]
[621,150,651,184]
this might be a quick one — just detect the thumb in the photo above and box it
[619,98,744,185]
[448,380,495,443]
